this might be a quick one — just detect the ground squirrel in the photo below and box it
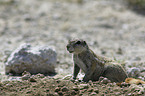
[66,39,128,83]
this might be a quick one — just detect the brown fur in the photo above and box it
[67,39,128,82]
[125,78,145,85]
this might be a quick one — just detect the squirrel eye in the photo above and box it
[76,41,81,44]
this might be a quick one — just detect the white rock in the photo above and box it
[5,43,57,75]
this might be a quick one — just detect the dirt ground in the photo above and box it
[0,0,145,95]
[0,73,144,96]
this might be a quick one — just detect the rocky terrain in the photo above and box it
[0,0,145,95]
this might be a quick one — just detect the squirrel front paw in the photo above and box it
[83,76,89,82]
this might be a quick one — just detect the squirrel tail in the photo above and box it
[125,78,145,85]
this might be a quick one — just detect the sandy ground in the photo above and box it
[0,0,145,95]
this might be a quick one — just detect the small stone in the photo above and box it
[29,77,36,82]
[90,92,97,95]
[121,82,130,87]
[58,84,63,87]
[134,89,140,92]
[74,82,78,85]
[127,93,132,96]
[22,71,31,76]
[115,92,120,95]
[104,91,108,94]
[93,81,99,84]
[113,88,119,91]
[61,87,69,92]
[36,73,45,78]
[55,87,60,92]
[137,91,143,95]
[72,86,79,91]
[58,91,63,95]
[110,90,113,93]
[46,88,49,92]
[101,94,105,96]
[82,89,87,93]
[116,47,123,55]
[54,92,59,96]
[0,82,2,86]
[79,90,85,94]
[56,80,60,83]
[94,89,99,94]
[78,80,82,82]
[88,88,93,92]
[131,87,136,91]
[70,79,75,83]
[47,93,53,96]
[22,74,30,80]
[62,75,72,80]
[79,84,89,89]
[101,78,111,84]
[79,93,83,96]
[99,76,105,82]
[123,89,128,92]
[71,90,77,95]
[63,94,70,96]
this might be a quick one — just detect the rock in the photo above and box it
[35,73,45,78]
[22,71,31,76]
[5,43,57,75]
[22,74,31,80]
[116,47,123,55]
[29,77,37,82]
[71,90,77,95]
[79,84,89,90]
[88,88,93,92]
[99,76,105,82]
[90,92,97,95]
[62,75,72,80]
[94,89,99,94]
[127,67,140,78]
[55,87,60,92]
[120,82,130,87]
[72,86,79,91]
[58,91,63,95]
[0,82,2,87]
[101,78,111,84]
[61,86,69,92]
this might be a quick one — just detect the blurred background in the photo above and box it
[0,0,145,81]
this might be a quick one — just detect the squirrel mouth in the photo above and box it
[69,51,74,53]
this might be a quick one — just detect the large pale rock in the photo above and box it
[5,43,57,75]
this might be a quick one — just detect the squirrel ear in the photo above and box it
[83,41,87,45]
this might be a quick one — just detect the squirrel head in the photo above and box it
[66,39,89,54]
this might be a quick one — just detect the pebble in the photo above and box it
[71,90,77,95]
[79,84,89,89]
[90,92,97,95]
[29,77,36,82]
[72,86,79,91]
[61,86,69,92]
[101,78,111,84]
[22,74,31,80]
[55,87,60,92]
[94,89,99,93]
